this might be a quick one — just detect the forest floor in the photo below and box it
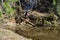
[0,11,60,40]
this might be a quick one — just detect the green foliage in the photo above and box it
[8,0,18,2]
[0,7,2,17]
[5,0,18,3]
[53,0,56,5]
[3,2,14,15]
[0,0,18,17]
[0,11,2,17]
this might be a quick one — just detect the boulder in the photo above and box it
[0,28,32,40]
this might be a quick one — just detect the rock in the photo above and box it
[15,24,60,40]
[0,28,32,40]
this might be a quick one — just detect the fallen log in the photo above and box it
[20,16,36,27]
